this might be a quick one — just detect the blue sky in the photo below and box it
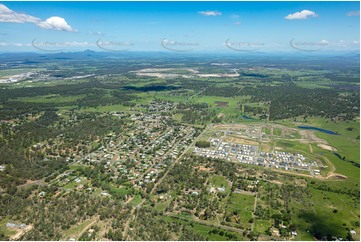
[0,1,359,52]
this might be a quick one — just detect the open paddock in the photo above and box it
[214,101,229,107]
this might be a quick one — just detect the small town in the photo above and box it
[193,137,320,175]
[76,109,197,189]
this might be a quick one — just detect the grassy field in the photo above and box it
[109,184,130,195]
[273,128,282,136]
[77,104,135,113]
[209,175,229,188]
[195,96,239,109]
[158,215,244,241]
[0,68,36,77]
[154,199,172,212]
[297,118,359,181]
[290,186,359,241]
[63,178,89,190]
[254,219,271,234]
[284,130,302,139]
[130,194,142,207]
[13,94,85,103]
[262,127,271,135]
[154,93,192,103]
[69,163,90,171]
[226,193,255,229]
[62,219,95,239]
[294,80,333,89]
[173,113,183,122]
[192,95,247,123]
[276,140,312,154]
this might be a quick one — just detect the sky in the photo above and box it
[0,1,359,53]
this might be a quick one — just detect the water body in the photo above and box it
[298,125,338,135]
[242,115,255,120]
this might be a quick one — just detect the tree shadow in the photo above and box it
[299,211,345,240]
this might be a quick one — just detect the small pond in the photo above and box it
[298,126,338,135]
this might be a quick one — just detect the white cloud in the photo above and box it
[320,40,329,44]
[0,4,40,23]
[37,16,77,32]
[63,41,90,46]
[326,40,360,49]
[285,10,318,20]
[231,14,239,19]
[233,22,241,25]
[0,4,76,32]
[0,42,31,47]
[198,11,222,16]
[347,11,360,16]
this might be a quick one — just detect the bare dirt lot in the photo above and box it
[317,143,337,151]
[224,135,259,146]
[215,101,229,107]
[196,166,214,172]
[10,225,33,240]
[214,124,248,130]
[299,130,327,143]
[260,143,272,152]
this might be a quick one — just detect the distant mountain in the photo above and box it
[0,49,359,63]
